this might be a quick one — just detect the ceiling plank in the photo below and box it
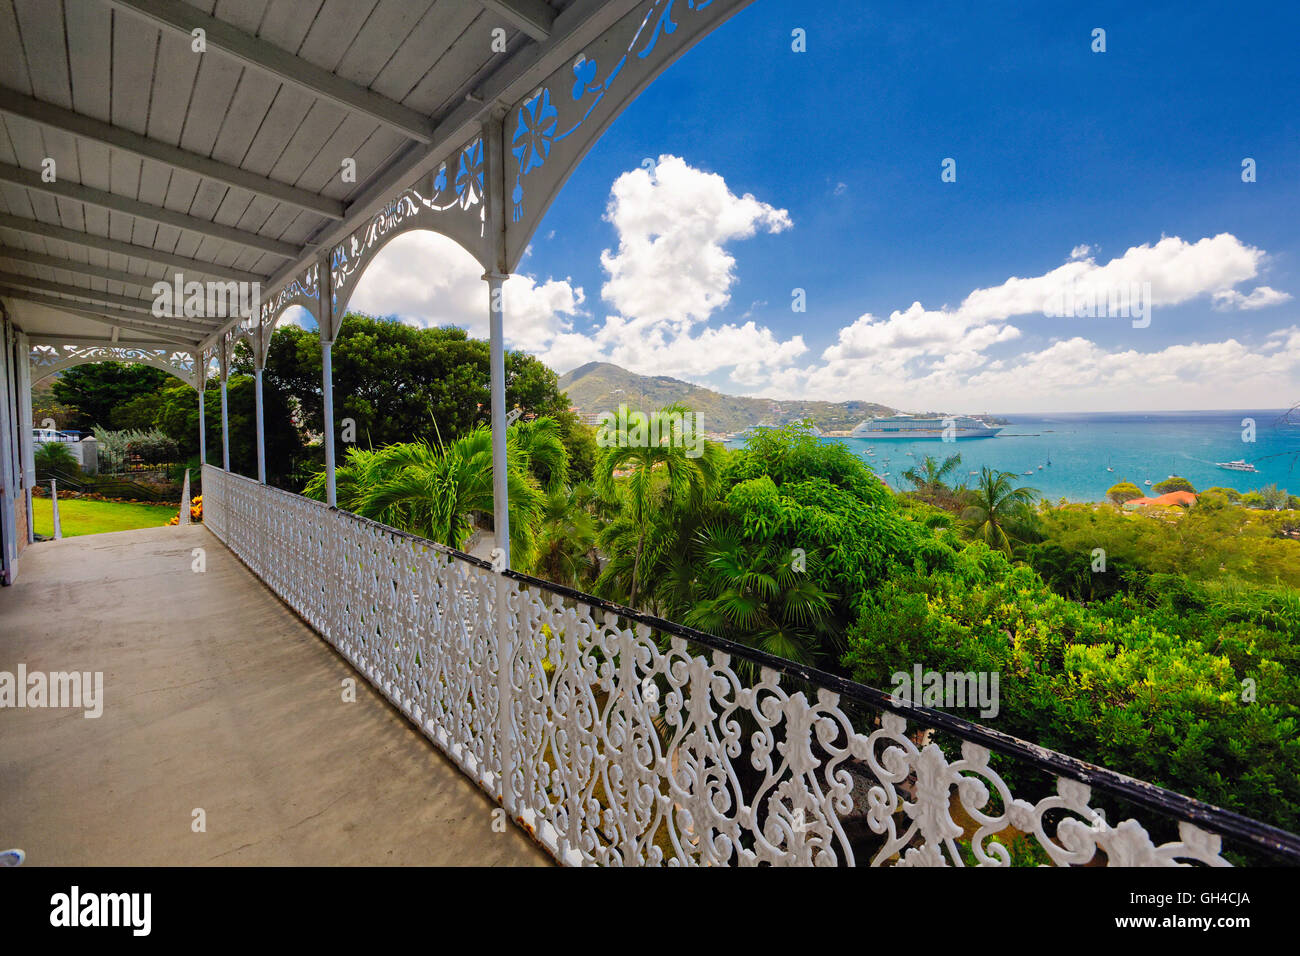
[479,0,556,42]
[0,246,162,288]
[102,0,438,143]
[0,212,264,283]
[0,87,345,219]
[0,161,302,259]
[0,269,165,313]
[0,288,205,344]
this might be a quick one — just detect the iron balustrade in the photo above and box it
[201,464,1300,866]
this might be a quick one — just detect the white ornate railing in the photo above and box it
[201,465,1300,867]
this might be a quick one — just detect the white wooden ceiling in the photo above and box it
[0,0,594,348]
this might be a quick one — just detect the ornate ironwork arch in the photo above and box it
[503,0,758,271]
[29,343,200,390]
[328,136,490,320]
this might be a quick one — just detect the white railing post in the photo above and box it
[253,366,266,483]
[50,479,61,540]
[218,342,230,472]
[178,468,191,526]
[321,338,337,508]
[197,382,206,466]
[483,111,516,813]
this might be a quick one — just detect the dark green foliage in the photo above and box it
[51,363,172,432]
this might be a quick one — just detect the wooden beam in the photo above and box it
[0,213,263,284]
[480,0,556,41]
[0,87,344,219]
[0,162,302,259]
[0,247,162,289]
[0,288,203,345]
[0,270,165,314]
[103,0,437,142]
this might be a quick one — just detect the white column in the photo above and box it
[197,385,206,466]
[254,366,266,483]
[321,337,337,507]
[220,376,230,472]
[50,479,61,540]
[16,331,35,544]
[485,271,510,568]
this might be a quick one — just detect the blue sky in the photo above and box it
[348,0,1300,412]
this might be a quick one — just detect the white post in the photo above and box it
[254,366,266,483]
[197,386,206,466]
[178,469,191,526]
[219,343,230,472]
[50,478,61,540]
[485,272,510,568]
[197,351,207,467]
[16,331,35,544]
[321,338,337,507]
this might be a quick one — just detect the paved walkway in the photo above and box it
[0,525,548,866]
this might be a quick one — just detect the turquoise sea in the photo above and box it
[731,410,1300,503]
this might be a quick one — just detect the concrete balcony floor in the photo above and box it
[0,525,548,866]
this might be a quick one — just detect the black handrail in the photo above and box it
[207,465,1300,863]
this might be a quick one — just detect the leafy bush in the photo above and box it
[1106,481,1143,503]
[34,442,79,473]
[1153,475,1196,495]
[125,431,179,465]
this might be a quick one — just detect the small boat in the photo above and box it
[1023,470,1034,476]
[1216,459,1258,473]
[1106,456,1113,473]
[969,470,979,476]
[1144,479,1152,486]
[1037,464,1044,470]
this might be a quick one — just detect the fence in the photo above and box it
[201,464,1300,866]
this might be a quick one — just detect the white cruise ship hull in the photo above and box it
[850,426,1003,440]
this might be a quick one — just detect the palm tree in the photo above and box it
[960,466,1039,555]
[674,523,837,676]
[305,419,559,566]
[594,403,724,608]
[901,452,962,494]
[533,483,599,588]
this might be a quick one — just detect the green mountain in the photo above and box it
[557,362,894,434]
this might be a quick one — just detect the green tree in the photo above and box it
[155,377,300,485]
[1106,481,1144,504]
[253,316,590,481]
[1257,484,1291,510]
[305,419,565,568]
[677,522,837,672]
[594,404,725,608]
[961,467,1039,555]
[34,442,79,473]
[901,453,963,494]
[50,362,173,432]
[1153,476,1196,495]
[109,392,164,430]
[533,484,600,588]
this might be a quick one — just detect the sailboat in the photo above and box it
[1106,456,1114,473]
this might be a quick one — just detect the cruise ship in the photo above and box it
[849,414,1003,440]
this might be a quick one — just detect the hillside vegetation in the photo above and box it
[558,361,893,433]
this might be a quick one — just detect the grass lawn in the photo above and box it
[31,496,180,537]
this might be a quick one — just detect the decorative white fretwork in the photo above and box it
[30,344,199,389]
[504,0,756,269]
[201,465,1240,868]
[329,137,488,317]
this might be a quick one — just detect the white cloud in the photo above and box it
[754,233,1295,410]
[1212,286,1293,311]
[344,231,585,350]
[599,154,792,327]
